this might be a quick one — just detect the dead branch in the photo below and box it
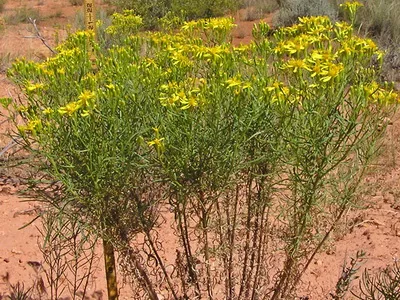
[25,18,57,55]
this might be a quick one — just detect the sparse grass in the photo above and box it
[354,261,400,299]
[4,282,33,300]
[4,6,41,25]
[0,53,12,73]
[330,251,366,300]
[69,0,84,6]
[47,9,63,19]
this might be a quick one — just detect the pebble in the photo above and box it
[384,193,395,203]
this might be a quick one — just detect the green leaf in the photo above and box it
[0,97,12,109]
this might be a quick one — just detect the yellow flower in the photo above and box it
[319,63,343,82]
[283,37,309,55]
[264,81,289,103]
[340,1,363,13]
[17,105,29,112]
[375,50,384,61]
[273,41,286,55]
[58,101,81,116]
[77,90,96,108]
[180,96,198,110]
[147,138,164,147]
[284,59,307,73]
[18,119,42,135]
[106,83,116,90]
[26,82,44,93]
[226,78,243,88]
[43,107,53,115]
[81,110,90,117]
[148,127,165,154]
[265,81,284,93]
[310,62,323,77]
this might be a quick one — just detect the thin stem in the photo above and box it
[200,191,213,300]
[251,184,269,300]
[143,229,179,300]
[125,247,159,300]
[178,198,201,298]
[238,175,254,300]
[228,184,240,299]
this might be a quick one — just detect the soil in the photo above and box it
[0,1,400,299]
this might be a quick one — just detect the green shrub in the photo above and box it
[5,9,397,299]
[171,0,239,20]
[105,0,171,29]
[106,0,239,29]
[274,0,338,26]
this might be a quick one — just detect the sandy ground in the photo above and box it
[1,1,400,299]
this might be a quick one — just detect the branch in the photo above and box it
[25,18,57,55]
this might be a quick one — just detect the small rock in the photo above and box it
[315,260,323,266]
[363,230,371,240]
[3,258,9,263]
[165,265,174,274]
[11,249,22,255]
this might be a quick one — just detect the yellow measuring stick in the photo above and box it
[84,0,96,70]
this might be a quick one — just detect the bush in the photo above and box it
[107,0,239,29]
[274,0,338,26]
[171,0,239,20]
[105,0,171,29]
[5,9,398,299]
